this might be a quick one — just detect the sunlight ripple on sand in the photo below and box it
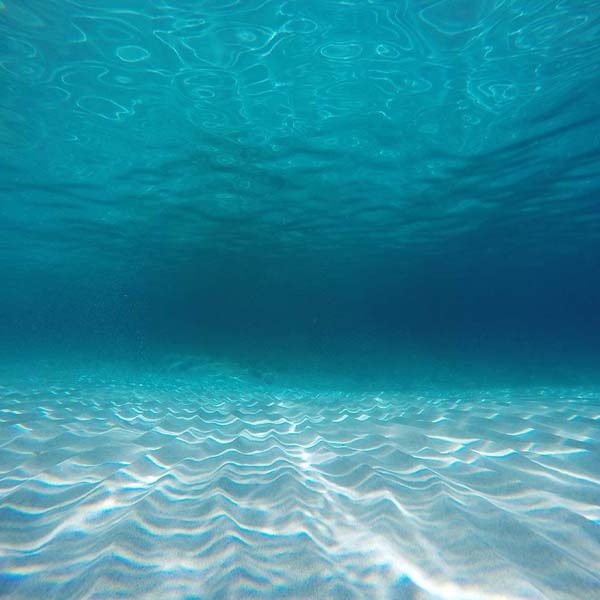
[0,373,599,599]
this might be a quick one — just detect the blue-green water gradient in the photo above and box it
[2,0,600,384]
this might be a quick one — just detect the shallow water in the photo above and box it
[1,362,600,599]
[1,0,600,598]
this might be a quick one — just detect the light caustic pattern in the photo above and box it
[1,371,599,599]
[1,1,599,272]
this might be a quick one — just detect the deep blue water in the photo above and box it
[1,1,600,598]
[2,0,599,383]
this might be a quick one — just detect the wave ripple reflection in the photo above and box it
[1,369,599,599]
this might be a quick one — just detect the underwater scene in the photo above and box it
[1,0,600,598]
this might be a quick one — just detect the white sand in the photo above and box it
[0,370,599,599]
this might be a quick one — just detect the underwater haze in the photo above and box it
[1,0,600,598]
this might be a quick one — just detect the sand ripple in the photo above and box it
[1,373,599,599]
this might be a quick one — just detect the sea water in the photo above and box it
[1,1,599,598]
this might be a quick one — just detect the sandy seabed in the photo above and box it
[1,366,599,599]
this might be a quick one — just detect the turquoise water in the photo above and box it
[1,1,600,598]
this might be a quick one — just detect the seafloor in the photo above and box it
[1,359,599,599]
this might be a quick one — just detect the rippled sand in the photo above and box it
[1,368,599,599]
